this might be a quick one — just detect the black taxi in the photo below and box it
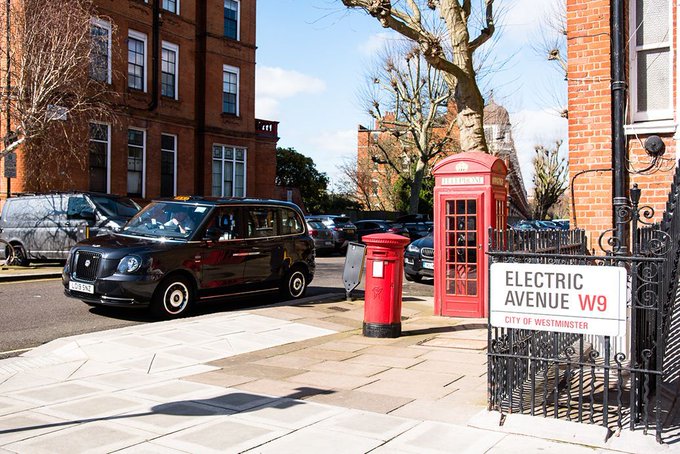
[62,197,315,318]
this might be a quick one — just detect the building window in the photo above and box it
[127,129,145,197]
[629,0,672,122]
[89,123,109,193]
[222,65,239,115]
[162,0,178,14]
[224,0,239,40]
[127,30,147,91]
[161,134,177,197]
[161,42,179,99]
[90,19,111,83]
[212,145,246,197]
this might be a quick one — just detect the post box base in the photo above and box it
[363,322,401,338]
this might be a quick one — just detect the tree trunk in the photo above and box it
[409,158,426,214]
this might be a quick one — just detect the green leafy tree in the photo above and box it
[275,147,330,213]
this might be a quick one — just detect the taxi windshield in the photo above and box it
[122,201,210,239]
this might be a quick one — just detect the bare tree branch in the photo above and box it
[0,0,120,189]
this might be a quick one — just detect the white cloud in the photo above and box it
[304,129,358,183]
[256,66,326,99]
[510,109,568,189]
[501,0,562,44]
[358,32,401,56]
[255,97,280,119]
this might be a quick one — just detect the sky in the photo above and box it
[254,0,568,191]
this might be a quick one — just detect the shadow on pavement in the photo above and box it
[0,388,335,436]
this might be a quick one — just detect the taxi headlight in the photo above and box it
[117,255,142,273]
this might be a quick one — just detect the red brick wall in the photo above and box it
[567,0,677,251]
[0,0,276,203]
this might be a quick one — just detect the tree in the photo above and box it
[341,0,495,155]
[531,140,568,220]
[360,43,457,214]
[532,0,567,118]
[0,0,119,189]
[276,147,330,213]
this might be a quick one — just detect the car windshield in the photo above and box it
[307,221,326,229]
[122,201,211,239]
[88,195,141,218]
[330,217,351,225]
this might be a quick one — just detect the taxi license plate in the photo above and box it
[325,241,333,246]
[345,229,355,234]
[423,261,434,270]
[69,281,94,294]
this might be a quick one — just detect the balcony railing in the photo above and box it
[256,119,278,138]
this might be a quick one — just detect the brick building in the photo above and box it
[356,99,529,220]
[0,0,278,202]
[568,0,677,247]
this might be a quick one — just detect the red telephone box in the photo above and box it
[432,152,508,318]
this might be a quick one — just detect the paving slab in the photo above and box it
[231,398,344,430]
[378,420,507,453]
[247,426,384,453]
[287,371,379,390]
[355,378,455,400]
[302,389,413,414]
[316,409,419,441]
[151,417,290,454]
[307,360,388,377]
[4,420,155,453]
[389,397,485,425]
[345,353,425,369]
[0,411,76,446]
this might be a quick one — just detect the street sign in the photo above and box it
[4,152,16,178]
[489,262,627,337]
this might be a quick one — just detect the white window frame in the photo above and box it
[222,64,240,116]
[212,144,247,197]
[161,133,178,197]
[90,18,112,84]
[127,30,148,92]
[224,0,240,40]
[162,0,180,15]
[127,127,146,199]
[628,0,674,124]
[161,41,179,100]
[89,122,111,194]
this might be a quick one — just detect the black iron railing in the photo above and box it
[487,223,669,442]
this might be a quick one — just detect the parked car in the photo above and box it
[63,197,315,318]
[395,214,433,240]
[553,219,570,230]
[404,232,434,282]
[306,215,357,253]
[0,192,140,266]
[305,217,334,255]
[353,220,410,242]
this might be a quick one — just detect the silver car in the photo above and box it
[306,218,334,255]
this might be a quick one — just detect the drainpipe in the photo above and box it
[611,0,629,255]
[148,0,160,111]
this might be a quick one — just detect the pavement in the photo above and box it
[0,266,673,453]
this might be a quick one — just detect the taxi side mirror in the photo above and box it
[204,227,222,242]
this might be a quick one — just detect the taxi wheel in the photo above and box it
[405,272,422,283]
[152,276,193,319]
[281,267,307,300]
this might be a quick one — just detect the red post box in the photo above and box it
[362,233,411,338]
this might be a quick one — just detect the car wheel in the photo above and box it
[280,266,308,300]
[7,244,29,267]
[151,275,193,319]
[405,272,422,283]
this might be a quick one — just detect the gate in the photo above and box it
[487,175,680,443]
